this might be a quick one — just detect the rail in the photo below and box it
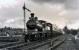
[14,35,63,50]
[0,35,64,50]
[49,36,65,50]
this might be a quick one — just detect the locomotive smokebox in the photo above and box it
[31,13,34,17]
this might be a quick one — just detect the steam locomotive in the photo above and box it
[0,13,62,42]
[24,13,62,42]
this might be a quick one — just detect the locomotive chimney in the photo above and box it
[31,13,34,17]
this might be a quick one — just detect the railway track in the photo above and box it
[22,35,65,50]
[6,39,52,50]
[0,39,50,50]
[7,40,44,50]
[49,36,65,50]
[0,41,24,49]
[0,35,64,50]
[9,35,63,50]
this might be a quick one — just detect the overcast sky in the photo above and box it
[0,0,79,29]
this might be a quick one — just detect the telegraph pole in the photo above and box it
[23,3,31,42]
[23,3,26,34]
[23,3,31,34]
